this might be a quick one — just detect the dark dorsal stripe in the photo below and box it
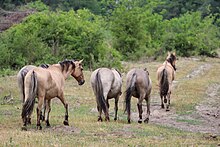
[59,60,75,72]
[114,68,122,77]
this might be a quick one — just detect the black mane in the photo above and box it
[59,60,75,71]
[167,54,176,71]
[40,64,49,69]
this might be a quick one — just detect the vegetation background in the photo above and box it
[0,0,220,72]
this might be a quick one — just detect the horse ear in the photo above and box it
[167,51,171,56]
[79,59,84,63]
[173,52,176,56]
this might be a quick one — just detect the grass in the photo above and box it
[0,57,220,146]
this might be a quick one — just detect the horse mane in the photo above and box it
[40,64,49,68]
[59,60,75,72]
[166,53,176,71]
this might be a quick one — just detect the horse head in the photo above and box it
[71,59,85,85]
[166,52,177,71]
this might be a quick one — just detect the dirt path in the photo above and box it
[131,63,220,135]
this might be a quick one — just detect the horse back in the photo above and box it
[157,64,174,83]
[91,68,114,90]
[126,69,151,97]
[28,67,63,99]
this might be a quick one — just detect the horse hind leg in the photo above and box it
[144,96,150,123]
[45,99,51,127]
[36,96,44,130]
[166,92,171,111]
[97,105,103,122]
[137,97,144,124]
[160,94,164,109]
[114,96,119,121]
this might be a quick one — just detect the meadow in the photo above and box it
[0,57,219,146]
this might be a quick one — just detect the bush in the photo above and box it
[0,9,122,70]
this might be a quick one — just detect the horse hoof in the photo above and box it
[161,105,164,109]
[21,126,27,131]
[27,118,31,125]
[138,120,142,124]
[105,117,110,122]
[128,120,131,124]
[46,121,51,127]
[97,117,103,122]
[40,115,45,121]
[37,125,42,130]
[114,118,117,121]
[166,109,170,111]
[46,124,51,128]
[63,120,69,126]
[164,99,167,103]
[144,118,149,123]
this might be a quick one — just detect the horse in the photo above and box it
[17,64,49,103]
[21,59,85,130]
[90,68,122,121]
[156,52,177,111]
[17,64,49,124]
[125,68,152,124]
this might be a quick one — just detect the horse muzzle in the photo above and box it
[78,80,85,85]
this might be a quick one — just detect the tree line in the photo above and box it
[0,0,219,70]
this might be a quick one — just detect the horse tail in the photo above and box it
[160,69,169,96]
[21,71,38,120]
[95,70,107,114]
[125,73,137,114]
[17,71,25,103]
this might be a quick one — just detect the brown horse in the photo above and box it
[17,64,49,124]
[156,52,177,111]
[125,68,152,124]
[90,68,122,121]
[21,59,85,130]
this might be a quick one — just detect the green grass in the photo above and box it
[0,58,219,146]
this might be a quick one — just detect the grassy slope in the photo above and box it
[0,58,219,146]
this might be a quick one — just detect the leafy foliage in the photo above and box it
[0,0,219,70]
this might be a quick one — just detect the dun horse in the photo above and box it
[17,64,49,103]
[17,64,49,124]
[90,68,122,121]
[125,68,152,124]
[156,52,177,111]
[21,59,84,130]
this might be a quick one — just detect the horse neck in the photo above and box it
[163,61,173,70]
[52,64,73,80]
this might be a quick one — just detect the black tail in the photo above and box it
[125,73,137,114]
[160,69,169,96]
[21,71,38,120]
[95,70,107,114]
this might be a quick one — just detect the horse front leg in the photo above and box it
[45,99,51,127]
[40,98,47,121]
[58,93,69,126]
